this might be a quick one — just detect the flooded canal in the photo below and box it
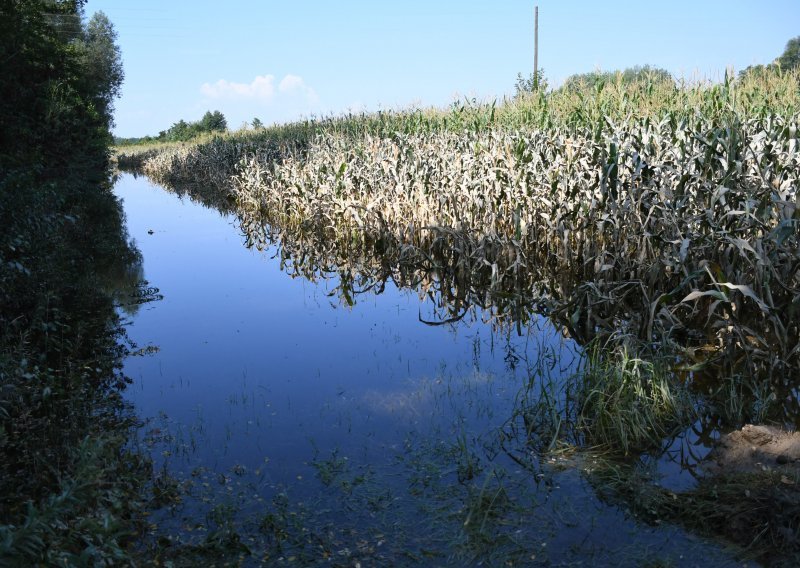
[116,173,750,566]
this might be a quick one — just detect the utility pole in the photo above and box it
[534,5,539,89]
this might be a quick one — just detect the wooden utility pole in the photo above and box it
[534,5,539,89]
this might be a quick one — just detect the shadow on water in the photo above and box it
[118,173,799,566]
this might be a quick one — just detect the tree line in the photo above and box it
[516,35,800,95]
[1,1,149,564]
[0,0,123,177]
[116,109,229,145]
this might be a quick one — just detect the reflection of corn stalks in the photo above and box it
[121,72,800,388]
[236,119,799,382]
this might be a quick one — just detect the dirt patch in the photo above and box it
[704,424,800,476]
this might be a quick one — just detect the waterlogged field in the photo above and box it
[115,70,800,565]
[119,174,743,566]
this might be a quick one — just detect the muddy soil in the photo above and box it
[704,424,800,476]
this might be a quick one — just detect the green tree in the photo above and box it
[740,35,800,78]
[776,36,800,70]
[168,119,192,141]
[76,11,124,126]
[561,65,672,92]
[0,0,110,172]
[252,117,264,130]
[200,110,227,132]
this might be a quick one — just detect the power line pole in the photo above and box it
[534,5,539,89]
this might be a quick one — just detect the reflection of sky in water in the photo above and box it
[116,174,741,565]
[118,175,567,461]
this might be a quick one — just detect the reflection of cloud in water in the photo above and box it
[361,371,498,418]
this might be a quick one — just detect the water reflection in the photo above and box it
[118,174,771,565]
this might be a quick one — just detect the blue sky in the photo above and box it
[87,0,800,138]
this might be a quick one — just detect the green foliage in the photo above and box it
[514,68,548,94]
[0,1,150,564]
[776,35,800,70]
[561,65,673,92]
[128,109,230,143]
[0,172,148,567]
[200,109,227,132]
[574,345,695,455]
[251,117,264,130]
[0,0,123,175]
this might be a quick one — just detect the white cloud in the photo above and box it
[200,74,277,101]
[278,74,303,93]
[200,73,318,106]
[278,74,319,105]
[198,73,321,127]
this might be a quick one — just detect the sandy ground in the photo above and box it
[704,424,800,476]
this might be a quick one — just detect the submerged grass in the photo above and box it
[575,343,696,455]
[506,339,696,457]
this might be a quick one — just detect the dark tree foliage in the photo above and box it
[776,36,800,70]
[115,110,229,145]
[158,110,228,142]
[1,2,147,564]
[200,110,227,132]
[147,110,229,142]
[0,0,122,178]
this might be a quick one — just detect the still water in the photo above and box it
[116,174,742,566]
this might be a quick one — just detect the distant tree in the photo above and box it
[199,110,227,132]
[158,110,228,141]
[561,65,673,92]
[168,119,191,141]
[740,35,800,78]
[251,117,264,130]
[515,68,548,95]
[620,65,672,83]
[738,63,769,79]
[776,36,800,70]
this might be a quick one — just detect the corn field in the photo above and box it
[116,69,800,420]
